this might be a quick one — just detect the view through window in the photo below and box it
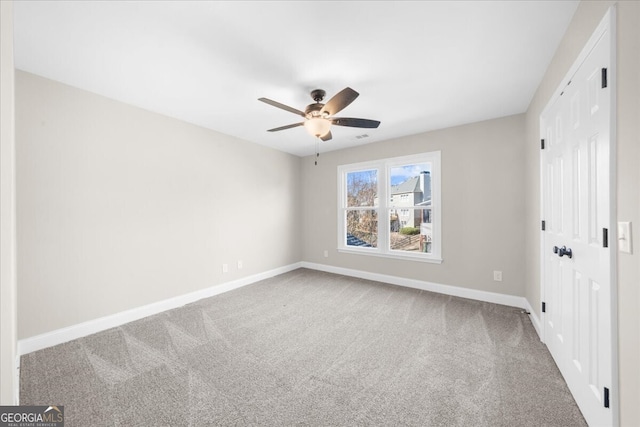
[388,163,432,253]
[346,169,378,248]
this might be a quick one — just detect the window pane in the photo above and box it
[347,170,377,207]
[389,208,432,253]
[346,209,378,248]
[389,163,432,253]
[390,163,431,207]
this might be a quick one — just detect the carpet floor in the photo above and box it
[20,268,587,426]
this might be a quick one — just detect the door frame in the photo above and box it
[539,6,618,426]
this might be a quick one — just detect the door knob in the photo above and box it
[554,245,573,259]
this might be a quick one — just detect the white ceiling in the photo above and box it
[13,1,579,157]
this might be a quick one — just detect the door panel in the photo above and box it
[541,26,612,426]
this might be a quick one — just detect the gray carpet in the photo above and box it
[20,268,587,426]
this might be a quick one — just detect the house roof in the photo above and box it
[391,176,421,195]
[346,233,373,248]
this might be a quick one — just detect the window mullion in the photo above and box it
[378,165,389,253]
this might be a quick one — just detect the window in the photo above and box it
[338,152,441,263]
[344,168,378,248]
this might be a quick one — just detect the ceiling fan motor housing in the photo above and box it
[310,89,326,103]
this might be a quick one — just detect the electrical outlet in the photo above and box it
[222,263,228,273]
[323,250,329,258]
[493,270,503,282]
[237,260,243,270]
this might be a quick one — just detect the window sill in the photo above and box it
[338,248,443,264]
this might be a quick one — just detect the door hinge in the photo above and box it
[603,228,609,248]
[602,68,608,88]
[604,387,610,408]
[541,220,546,231]
[542,302,546,313]
[541,139,545,150]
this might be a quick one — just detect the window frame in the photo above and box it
[337,151,442,263]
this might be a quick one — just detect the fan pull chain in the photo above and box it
[315,137,320,166]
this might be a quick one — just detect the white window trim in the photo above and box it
[337,152,442,264]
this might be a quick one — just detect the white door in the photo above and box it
[541,13,614,427]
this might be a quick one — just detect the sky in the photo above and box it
[390,163,430,185]
[347,162,431,194]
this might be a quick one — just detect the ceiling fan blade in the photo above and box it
[258,98,306,117]
[267,122,304,132]
[320,131,332,142]
[331,117,381,128]
[321,87,359,116]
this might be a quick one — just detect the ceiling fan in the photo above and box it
[258,87,380,141]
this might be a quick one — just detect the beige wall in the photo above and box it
[524,2,640,425]
[302,114,526,296]
[16,71,302,339]
[0,0,18,405]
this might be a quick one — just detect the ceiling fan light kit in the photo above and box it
[259,87,380,143]
[304,117,331,138]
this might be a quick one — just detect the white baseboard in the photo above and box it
[301,262,529,310]
[524,299,543,340]
[17,262,303,356]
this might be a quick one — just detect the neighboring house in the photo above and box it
[389,171,431,231]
